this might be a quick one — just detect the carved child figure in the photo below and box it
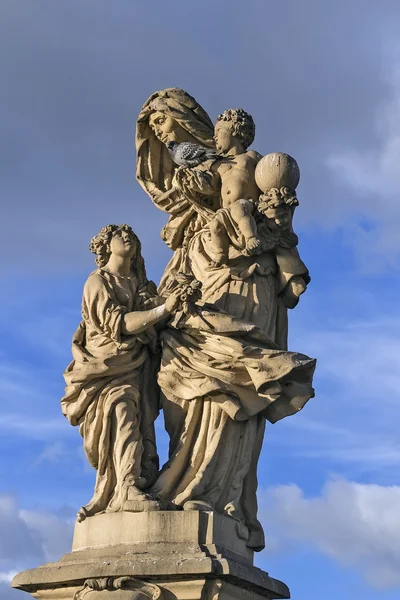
[208,108,262,265]
[257,187,309,309]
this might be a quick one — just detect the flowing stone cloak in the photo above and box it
[136,88,217,285]
[152,217,315,551]
[61,270,160,517]
[136,87,315,551]
[153,309,315,551]
[187,214,310,348]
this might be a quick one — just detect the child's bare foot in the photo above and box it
[244,236,262,256]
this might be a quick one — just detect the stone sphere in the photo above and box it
[255,152,300,192]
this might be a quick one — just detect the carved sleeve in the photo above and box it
[82,274,127,343]
[174,166,220,199]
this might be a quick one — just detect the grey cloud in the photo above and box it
[260,479,400,589]
[0,583,25,600]
[0,496,42,562]
[1,0,400,272]
[0,494,73,598]
[264,304,400,482]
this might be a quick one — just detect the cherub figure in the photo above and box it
[258,187,296,225]
[257,187,308,308]
[170,108,262,266]
[210,108,262,262]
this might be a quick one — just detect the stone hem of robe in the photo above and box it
[61,270,161,516]
[159,309,316,425]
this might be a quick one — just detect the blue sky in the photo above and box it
[1,1,400,598]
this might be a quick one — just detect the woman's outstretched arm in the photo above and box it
[122,292,180,335]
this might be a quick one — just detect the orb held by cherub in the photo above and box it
[255,152,300,194]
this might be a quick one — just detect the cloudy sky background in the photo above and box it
[1,1,400,598]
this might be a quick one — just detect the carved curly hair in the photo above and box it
[216,108,255,149]
[89,224,148,288]
[258,187,299,213]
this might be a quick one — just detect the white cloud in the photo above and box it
[260,479,400,589]
[0,362,74,442]
[33,441,69,467]
[19,508,73,563]
[18,312,78,360]
[0,413,71,441]
[326,46,400,264]
[0,582,25,600]
[0,572,17,583]
[0,494,73,596]
[302,316,400,397]
[275,313,400,478]
[0,496,43,563]
[0,365,49,403]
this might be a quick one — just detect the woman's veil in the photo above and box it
[136,88,218,288]
[136,88,215,203]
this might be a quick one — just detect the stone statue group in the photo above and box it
[61,88,316,552]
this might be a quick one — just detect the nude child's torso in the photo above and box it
[216,152,260,206]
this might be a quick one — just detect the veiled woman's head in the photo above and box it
[148,110,193,145]
[89,224,147,285]
[136,89,215,197]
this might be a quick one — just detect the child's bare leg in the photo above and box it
[230,199,261,255]
[208,217,230,266]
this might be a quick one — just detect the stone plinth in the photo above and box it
[12,511,290,600]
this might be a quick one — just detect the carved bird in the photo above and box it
[166,141,220,168]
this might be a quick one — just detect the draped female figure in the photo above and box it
[136,90,316,551]
[136,87,218,289]
[61,225,180,521]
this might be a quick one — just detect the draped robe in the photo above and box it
[61,270,159,517]
[136,88,316,551]
[152,227,315,551]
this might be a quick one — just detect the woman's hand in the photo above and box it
[164,289,182,314]
[174,167,217,197]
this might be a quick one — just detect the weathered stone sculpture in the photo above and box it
[61,224,182,520]
[12,87,316,600]
[137,89,315,551]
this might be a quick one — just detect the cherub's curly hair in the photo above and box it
[258,187,299,213]
[216,108,255,149]
[89,224,148,288]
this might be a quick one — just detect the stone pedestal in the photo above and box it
[12,511,290,600]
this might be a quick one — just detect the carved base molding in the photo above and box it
[12,511,290,600]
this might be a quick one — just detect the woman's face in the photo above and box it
[149,111,191,144]
[109,229,136,260]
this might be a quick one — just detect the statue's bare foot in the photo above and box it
[147,492,178,511]
[134,476,147,490]
[123,487,166,513]
[76,506,89,522]
[243,236,262,256]
[126,485,148,501]
[183,499,213,511]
